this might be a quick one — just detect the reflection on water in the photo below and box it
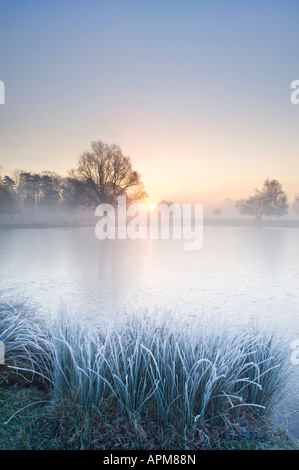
[0,226,298,338]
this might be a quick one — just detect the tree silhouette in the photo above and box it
[0,173,15,213]
[69,140,147,208]
[236,179,288,222]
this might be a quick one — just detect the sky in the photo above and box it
[0,0,299,206]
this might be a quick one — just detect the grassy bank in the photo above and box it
[0,296,297,450]
[0,385,298,450]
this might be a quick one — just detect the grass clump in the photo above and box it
[0,297,294,450]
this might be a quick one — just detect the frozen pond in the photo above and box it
[1,226,298,333]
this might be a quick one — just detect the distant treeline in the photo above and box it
[1,142,299,223]
[0,170,76,214]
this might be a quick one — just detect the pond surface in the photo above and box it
[1,226,298,330]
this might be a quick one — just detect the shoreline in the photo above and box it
[1,218,299,230]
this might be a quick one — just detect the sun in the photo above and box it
[143,199,157,212]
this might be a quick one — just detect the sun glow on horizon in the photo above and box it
[142,199,157,212]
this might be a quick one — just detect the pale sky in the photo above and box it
[1,0,299,205]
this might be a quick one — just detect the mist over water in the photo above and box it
[0,225,298,337]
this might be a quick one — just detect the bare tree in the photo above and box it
[236,179,288,222]
[69,141,147,208]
